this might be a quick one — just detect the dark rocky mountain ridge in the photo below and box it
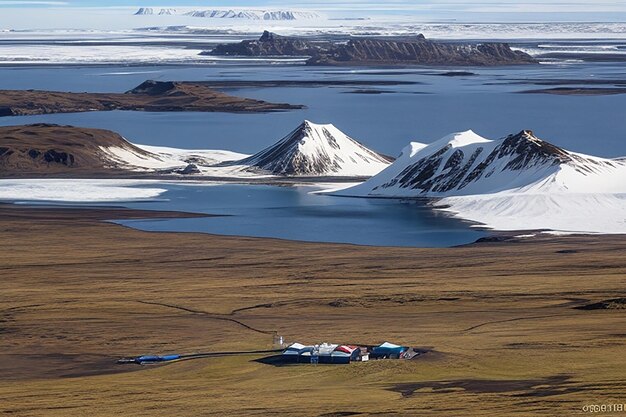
[372,130,620,195]
[206,31,538,66]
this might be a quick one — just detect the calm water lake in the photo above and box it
[1,63,625,157]
[114,183,487,247]
[1,62,624,246]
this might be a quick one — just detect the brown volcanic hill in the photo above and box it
[0,124,155,176]
[0,80,302,117]
[207,31,537,66]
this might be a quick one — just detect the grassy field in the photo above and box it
[0,205,624,416]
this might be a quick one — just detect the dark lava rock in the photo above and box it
[437,71,476,76]
[575,298,626,310]
[178,163,201,175]
[126,80,177,95]
[43,150,75,166]
[0,106,15,116]
[0,147,13,157]
[474,236,516,244]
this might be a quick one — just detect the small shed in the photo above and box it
[370,342,408,359]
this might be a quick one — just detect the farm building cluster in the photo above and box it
[281,341,419,364]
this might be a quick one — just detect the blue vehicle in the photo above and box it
[117,354,181,365]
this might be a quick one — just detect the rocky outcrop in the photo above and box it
[0,124,156,176]
[308,38,537,66]
[206,32,537,66]
[205,30,329,57]
[179,163,201,175]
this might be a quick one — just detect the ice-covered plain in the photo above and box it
[0,179,168,202]
[0,44,309,65]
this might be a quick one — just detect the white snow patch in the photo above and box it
[135,144,248,164]
[437,193,626,234]
[307,182,363,194]
[297,121,391,176]
[98,142,259,178]
[0,44,207,65]
[0,179,167,202]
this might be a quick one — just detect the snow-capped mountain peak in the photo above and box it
[429,129,490,150]
[229,120,393,176]
[342,129,626,197]
[401,141,428,158]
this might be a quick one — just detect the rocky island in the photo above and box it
[205,31,538,66]
[0,80,303,117]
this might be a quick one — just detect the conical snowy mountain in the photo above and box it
[344,130,626,197]
[230,120,393,177]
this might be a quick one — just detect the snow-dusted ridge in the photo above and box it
[342,129,626,197]
[98,120,391,178]
[338,130,626,234]
[99,143,250,175]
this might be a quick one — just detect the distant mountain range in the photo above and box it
[134,8,321,20]
[135,8,177,16]
[206,31,537,66]
[3,122,624,233]
[5,122,623,188]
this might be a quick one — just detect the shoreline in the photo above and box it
[1,202,624,415]
[5,201,622,248]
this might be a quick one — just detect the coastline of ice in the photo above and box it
[0,179,168,202]
[436,193,626,234]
